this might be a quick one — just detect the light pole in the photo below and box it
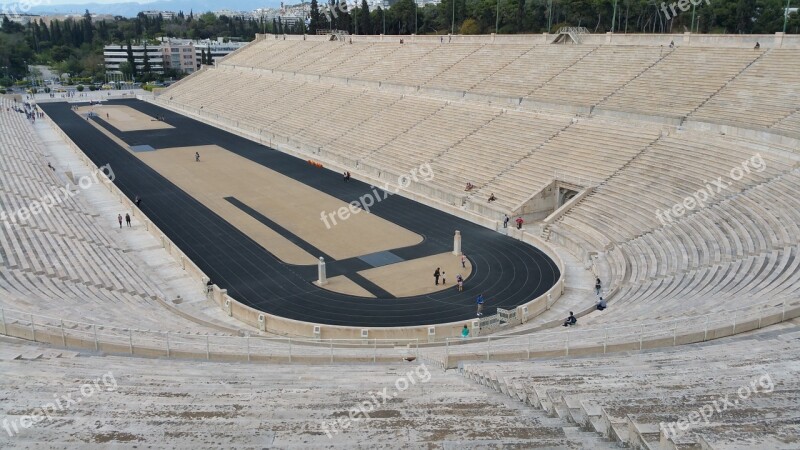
[451,0,455,34]
[495,0,500,34]
[611,0,617,32]
[785,0,791,33]
[415,0,418,34]
[547,0,553,33]
[383,1,386,34]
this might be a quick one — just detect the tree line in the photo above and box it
[310,0,798,35]
[1,0,797,85]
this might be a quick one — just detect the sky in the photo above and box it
[43,0,182,4]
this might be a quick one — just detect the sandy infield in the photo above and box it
[135,145,422,263]
[76,104,174,132]
[358,252,473,297]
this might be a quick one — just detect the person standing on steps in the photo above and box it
[433,267,441,285]
[117,214,123,229]
[125,213,131,227]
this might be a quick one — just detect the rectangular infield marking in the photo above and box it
[135,145,422,262]
[75,105,175,132]
[358,251,404,268]
[130,144,156,152]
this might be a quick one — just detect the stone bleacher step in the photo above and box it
[626,418,662,449]
[17,350,43,360]
[40,348,80,359]
[0,348,23,361]
[562,426,619,450]
[608,421,630,446]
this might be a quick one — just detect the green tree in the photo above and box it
[391,0,417,33]
[118,61,133,78]
[126,40,137,77]
[83,9,94,43]
[142,42,151,73]
[310,0,322,33]
[460,17,482,33]
[360,0,373,34]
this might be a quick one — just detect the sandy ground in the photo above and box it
[78,116,462,299]
[358,252,473,297]
[76,104,174,132]
[315,275,376,298]
[136,145,422,263]
[78,112,457,297]
[79,117,319,265]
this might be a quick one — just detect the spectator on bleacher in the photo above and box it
[125,213,131,227]
[461,325,469,339]
[206,279,214,294]
[503,214,509,228]
[465,182,474,191]
[515,216,524,229]
[117,214,123,229]
[434,268,441,285]
[476,294,485,316]
[669,40,675,48]
[596,297,607,311]
[488,193,496,202]
[754,42,760,50]
[595,277,602,295]
[563,311,577,327]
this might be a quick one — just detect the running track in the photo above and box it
[41,99,559,327]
